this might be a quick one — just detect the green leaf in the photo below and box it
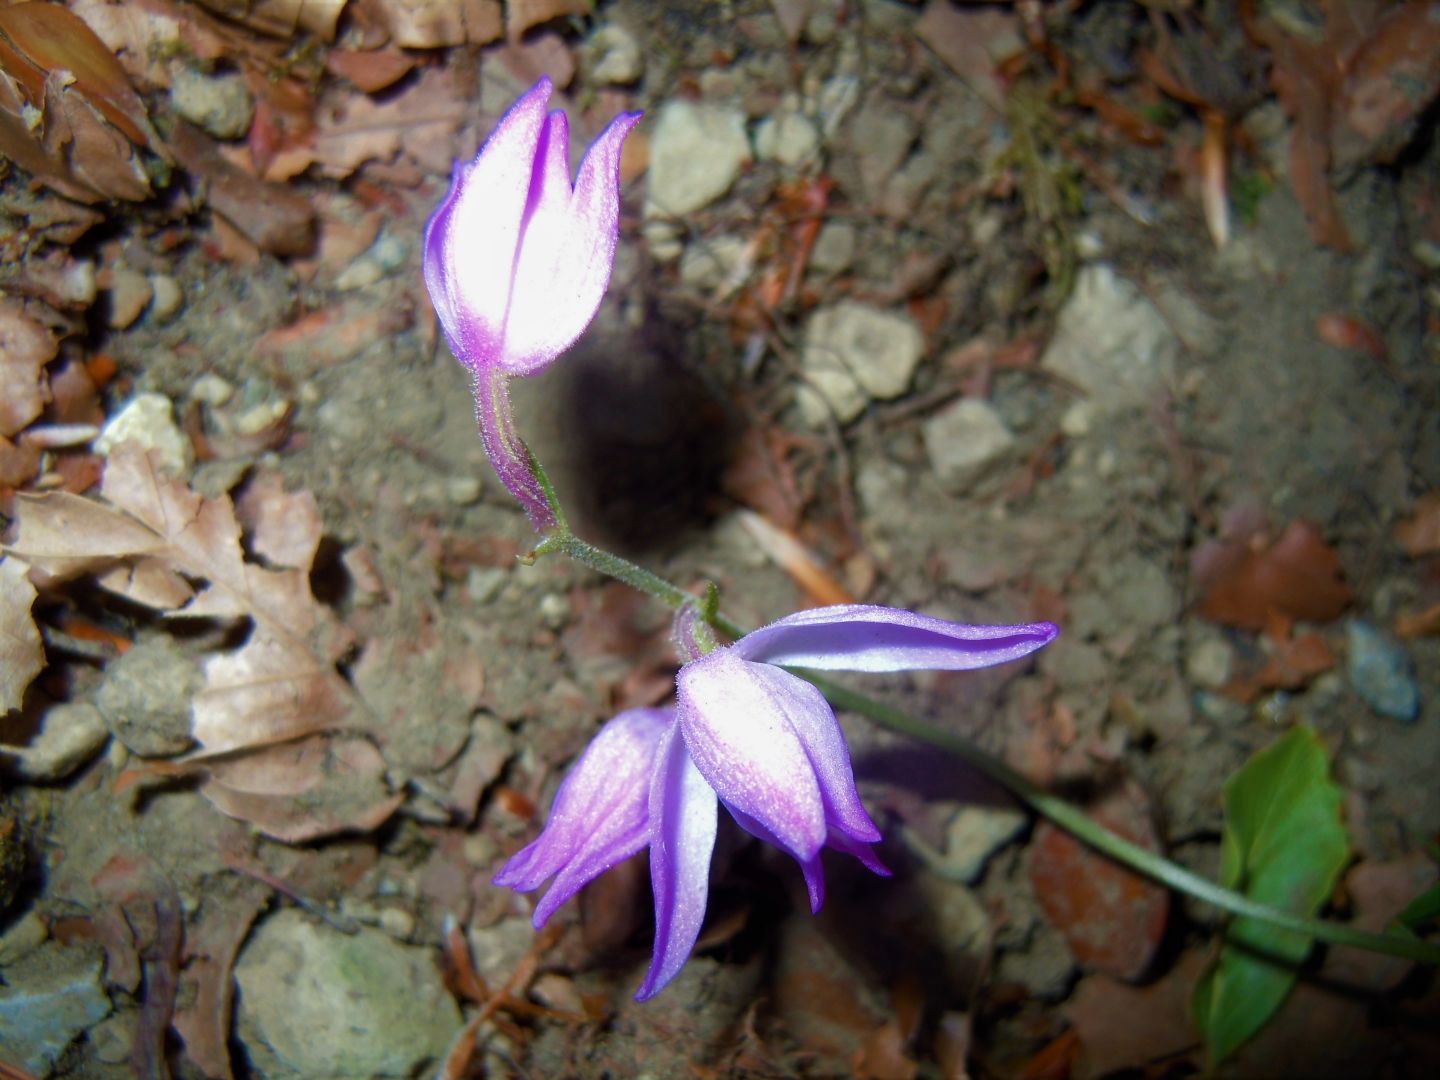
[1395,879,1440,934]
[1192,726,1349,1067]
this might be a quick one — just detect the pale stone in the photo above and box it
[797,301,924,425]
[1041,264,1179,415]
[755,108,820,167]
[645,100,751,218]
[168,64,254,140]
[588,24,643,84]
[234,910,458,1079]
[107,267,152,329]
[922,398,1015,491]
[148,273,183,322]
[96,393,192,475]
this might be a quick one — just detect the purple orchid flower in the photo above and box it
[494,604,1059,1000]
[423,78,641,530]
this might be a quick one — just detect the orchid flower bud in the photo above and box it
[423,79,640,532]
[424,77,641,377]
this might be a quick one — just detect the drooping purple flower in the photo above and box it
[422,78,640,531]
[494,605,1058,1001]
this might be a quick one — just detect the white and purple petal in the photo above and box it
[759,664,882,843]
[636,726,718,1001]
[423,77,552,372]
[734,604,1059,673]
[493,707,670,927]
[676,648,827,863]
[503,107,641,375]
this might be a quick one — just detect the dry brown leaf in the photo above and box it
[1194,519,1352,630]
[367,0,502,49]
[193,631,350,754]
[324,45,415,93]
[200,734,404,842]
[171,875,269,1080]
[192,0,347,41]
[0,1,167,151]
[5,444,358,755]
[0,557,44,715]
[235,470,323,571]
[71,0,236,90]
[263,66,471,181]
[1030,781,1169,982]
[0,2,166,204]
[0,298,56,438]
[167,119,316,256]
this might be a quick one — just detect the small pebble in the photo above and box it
[377,907,416,940]
[233,399,291,437]
[190,373,235,407]
[445,476,482,505]
[587,24,644,84]
[335,258,383,291]
[538,592,570,630]
[466,567,506,606]
[7,703,109,781]
[149,274,184,322]
[1346,620,1420,722]
[107,267,152,329]
[1186,636,1234,690]
[96,393,193,475]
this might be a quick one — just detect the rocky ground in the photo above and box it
[1,1,1438,1077]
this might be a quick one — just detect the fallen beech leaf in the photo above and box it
[914,0,1021,114]
[370,0,502,49]
[235,470,322,572]
[1223,612,1336,701]
[172,875,269,1080]
[0,1,167,152]
[192,631,350,754]
[0,557,44,714]
[1393,493,1440,556]
[0,297,57,438]
[0,3,168,205]
[69,0,242,90]
[324,46,415,93]
[192,0,346,40]
[1257,25,1351,249]
[263,66,471,181]
[1030,781,1169,981]
[1196,519,1351,630]
[200,734,403,842]
[168,119,315,256]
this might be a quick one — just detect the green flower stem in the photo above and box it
[797,671,1440,966]
[520,461,1438,965]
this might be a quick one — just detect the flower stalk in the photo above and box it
[426,79,1438,999]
